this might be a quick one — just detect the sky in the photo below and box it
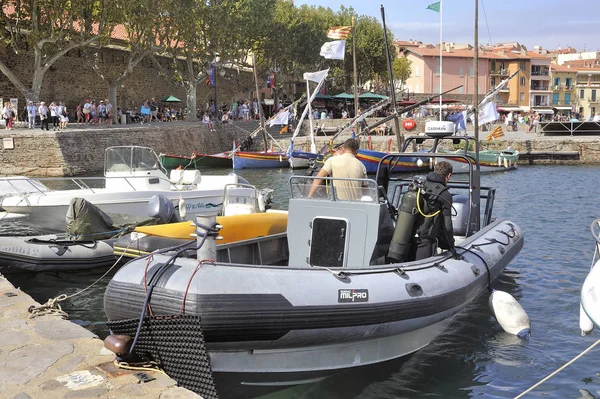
[295,0,599,52]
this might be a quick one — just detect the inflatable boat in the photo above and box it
[104,137,523,392]
[0,235,115,272]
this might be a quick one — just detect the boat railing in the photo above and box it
[0,175,178,197]
[289,176,379,203]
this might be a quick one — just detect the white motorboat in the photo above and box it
[0,146,265,232]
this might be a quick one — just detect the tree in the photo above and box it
[151,0,274,121]
[0,0,115,102]
[393,56,412,92]
[82,0,162,122]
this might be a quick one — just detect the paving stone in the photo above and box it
[63,386,110,398]
[115,382,147,397]
[159,386,203,399]
[39,378,64,391]
[150,373,178,388]
[0,341,74,385]
[34,319,97,340]
[55,354,85,374]
[0,329,31,347]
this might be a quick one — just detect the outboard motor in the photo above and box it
[387,181,421,262]
[451,194,469,236]
[148,194,183,224]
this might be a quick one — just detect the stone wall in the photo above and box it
[2,119,600,177]
[0,123,250,176]
[0,47,254,115]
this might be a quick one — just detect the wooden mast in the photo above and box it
[252,53,268,152]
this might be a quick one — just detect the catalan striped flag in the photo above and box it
[327,26,352,40]
[486,125,505,141]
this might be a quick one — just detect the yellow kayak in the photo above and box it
[134,211,288,244]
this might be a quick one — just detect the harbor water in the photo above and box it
[3,164,600,398]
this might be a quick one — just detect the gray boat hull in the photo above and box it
[105,218,523,378]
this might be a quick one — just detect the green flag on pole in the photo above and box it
[427,1,441,12]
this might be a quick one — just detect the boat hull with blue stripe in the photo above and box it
[232,151,290,169]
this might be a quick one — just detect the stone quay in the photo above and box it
[1,119,600,177]
[0,273,202,399]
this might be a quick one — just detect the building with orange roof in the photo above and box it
[399,43,490,98]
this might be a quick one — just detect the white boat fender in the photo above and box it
[489,290,531,338]
[179,198,187,219]
[580,303,594,336]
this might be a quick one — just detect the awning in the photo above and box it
[519,106,531,112]
[553,106,572,110]
[497,106,522,112]
[359,92,388,100]
[533,108,554,114]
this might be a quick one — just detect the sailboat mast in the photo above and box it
[380,5,402,147]
[439,0,443,120]
[252,53,268,152]
[352,16,359,118]
[472,0,481,232]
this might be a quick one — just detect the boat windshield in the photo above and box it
[289,176,379,203]
[105,146,166,174]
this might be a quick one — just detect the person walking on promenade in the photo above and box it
[60,106,69,129]
[49,101,58,131]
[106,99,113,127]
[2,102,14,130]
[38,101,49,131]
[26,101,37,129]
[56,102,65,130]
[76,103,84,125]
[150,98,158,122]
[83,99,92,124]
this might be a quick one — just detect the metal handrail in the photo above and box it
[0,174,181,197]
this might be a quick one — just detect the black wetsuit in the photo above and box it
[414,172,455,260]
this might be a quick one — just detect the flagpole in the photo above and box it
[252,53,268,152]
[439,0,443,121]
[352,16,359,118]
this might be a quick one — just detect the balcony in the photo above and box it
[531,70,550,76]
[530,85,550,91]
[588,97,599,103]
[553,85,572,91]
[490,69,509,76]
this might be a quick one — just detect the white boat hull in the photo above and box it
[1,189,228,232]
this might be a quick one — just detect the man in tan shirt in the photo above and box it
[308,138,367,200]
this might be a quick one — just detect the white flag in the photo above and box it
[320,40,346,60]
[268,110,290,127]
[478,101,499,125]
[303,69,328,83]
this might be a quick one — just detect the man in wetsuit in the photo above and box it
[414,161,461,260]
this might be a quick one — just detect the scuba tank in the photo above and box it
[387,181,421,262]
[387,178,448,262]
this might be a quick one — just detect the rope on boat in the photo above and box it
[514,338,600,399]
[113,360,167,376]
[27,240,134,319]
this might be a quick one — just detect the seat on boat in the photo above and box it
[170,169,201,189]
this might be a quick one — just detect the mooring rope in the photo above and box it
[514,338,600,398]
[27,240,133,319]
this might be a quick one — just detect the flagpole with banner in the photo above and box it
[427,1,442,120]
[352,16,359,118]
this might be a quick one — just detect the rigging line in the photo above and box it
[514,338,600,399]
[480,0,493,45]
